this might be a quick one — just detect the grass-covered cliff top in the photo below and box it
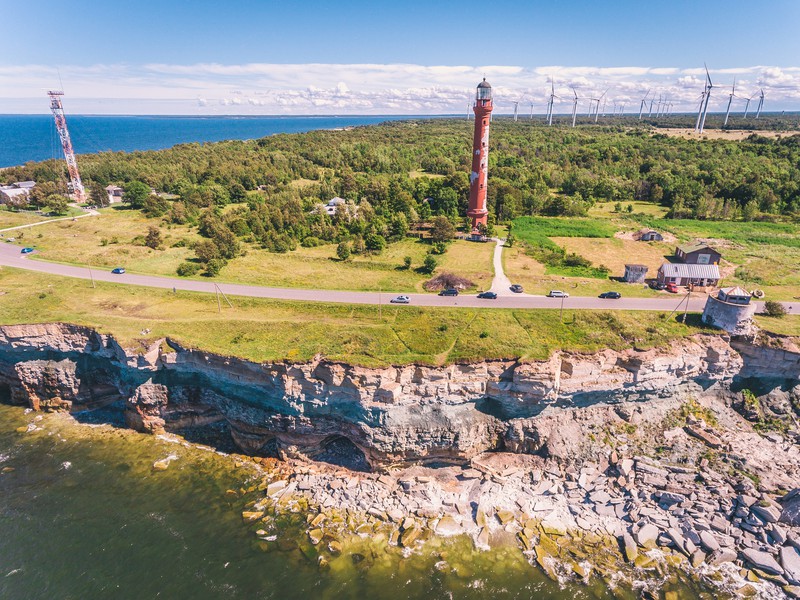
[0,266,752,367]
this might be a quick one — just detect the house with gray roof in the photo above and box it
[657,263,721,287]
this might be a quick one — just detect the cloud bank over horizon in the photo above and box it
[2,62,799,115]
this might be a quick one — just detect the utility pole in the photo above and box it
[560,294,565,323]
[88,264,95,289]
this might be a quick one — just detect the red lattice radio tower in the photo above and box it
[47,90,86,202]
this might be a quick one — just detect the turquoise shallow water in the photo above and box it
[0,405,712,600]
[0,114,430,168]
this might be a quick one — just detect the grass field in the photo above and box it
[20,207,495,293]
[588,201,669,219]
[0,266,720,366]
[502,244,660,298]
[549,236,672,277]
[509,211,800,303]
[0,207,85,230]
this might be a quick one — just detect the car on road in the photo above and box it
[477,291,497,299]
[111,267,126,274]
[510,284,524,293]
[599,291,621,299]
[390,295,410,304]
[546,290,569,298]
[20,247,34,254]
[438,288,459,297]
[666,283,679,293]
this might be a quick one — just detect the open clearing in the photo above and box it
[19,206,494,293]
[549,236,672,278]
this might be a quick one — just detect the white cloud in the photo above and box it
[0,62,798,114]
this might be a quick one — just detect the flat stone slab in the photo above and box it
[742,548,784,576]
[781,546,800,586]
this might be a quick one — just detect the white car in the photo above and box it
[390,295,410,304]
[546,290,569,298]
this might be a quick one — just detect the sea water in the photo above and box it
[0,115,426,168]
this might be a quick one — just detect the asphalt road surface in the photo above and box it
[1,243,797,314]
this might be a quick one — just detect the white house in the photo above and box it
[0,181,36,206]
[105,185,124,204]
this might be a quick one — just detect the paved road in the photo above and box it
[1,242,797,314]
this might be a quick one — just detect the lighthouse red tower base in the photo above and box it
[467,79,493,233]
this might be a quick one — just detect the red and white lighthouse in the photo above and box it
[467,78,493,233]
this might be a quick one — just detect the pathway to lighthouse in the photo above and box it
[489,238,515,296]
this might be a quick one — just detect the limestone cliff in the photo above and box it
[0,323,798,469]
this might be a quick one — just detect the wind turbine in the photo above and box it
[723,78,737,127]
[698,65,714,133]
[546,78,559,126]
[648,95,656,117]
[594,89,608,122]
[570,87,580,127]
[743,92,756,118]
[638,89,651,120]
[513,100,519,122]
[529,102,534,120]
[755,89,765,119]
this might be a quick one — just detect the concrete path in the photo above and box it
[0,209,98,234]
[489,238,515,296]
[1,242,797,314]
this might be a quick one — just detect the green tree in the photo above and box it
[336,241,351,261]
[364,233,386,254]
[421,254,437,274]
[43,194,69,215]
[123,181,151,209]
[430,215,455,243]
[403,256,412,269]
[89,182,110,208]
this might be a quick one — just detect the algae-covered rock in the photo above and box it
[400,526,421,547]
[308,528,324,545]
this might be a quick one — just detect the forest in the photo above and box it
[3,119,799,272]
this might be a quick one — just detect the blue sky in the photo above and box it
[2,0,799,114]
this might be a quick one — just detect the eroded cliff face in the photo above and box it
[1,323,798,469]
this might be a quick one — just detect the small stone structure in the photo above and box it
[702,287,756,335]
[623,264,648,283]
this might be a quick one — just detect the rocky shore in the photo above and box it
[2,323,800,597]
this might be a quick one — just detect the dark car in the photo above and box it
[650,281,667,290]
[477,291,497,299]
[599,291,621,299]
[438,288,459,297]
[20,247,34,254]
[509,284,524,293]
[111,267,126,274]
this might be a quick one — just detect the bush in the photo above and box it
[421,254,437,274]
[763,300,787,318]
[204,258,226,277]
[403,256,412,269]
[176,262,201,277]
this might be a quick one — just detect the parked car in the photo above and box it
[547,290,569,298]
[438,288,459,297]
[477,291,497,299]
[390,295,410,304]
[599,291,621,299]
[666,282,679,293]
[509,284,524,293]
[111,267,126,274]
[650,281,667,290]
[20,247,34,254]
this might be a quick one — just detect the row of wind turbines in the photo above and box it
[487,67,767,133]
